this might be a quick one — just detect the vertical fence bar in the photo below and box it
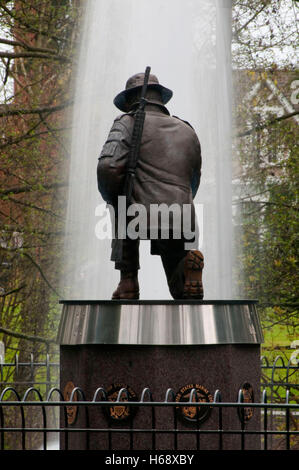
[0,403,3,450]
[70,387,89,450]
[60,388,69,451]
[92,388,108,451]
[21,401,25,450]
[271,356,285,401]
[46,352,51,398]
[0,350,3,449]
[262,389,268,450]
[174,405,178,451]
[286,359,291,388]
[151,399,156,450]
[64,401,69,450]
[15,354,19,379]
[285,390,290,450]
[30,354,34,384]
[237,389,245,450]
[108,408,112,451]
[0,354,4,385]
[196,413,200,451]
[214,390,222,450]
[47,387,66,452]
[189,389,200,451]
[129,411,134,450]
[165,389,177,450]
[116,388,132,451]
[85,397,90,451]
[140,388,155,450]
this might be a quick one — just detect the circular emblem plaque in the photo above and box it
[105,383,138,422]
[238,382,254,424]
[63,381,78,425]
[175,383,213,424]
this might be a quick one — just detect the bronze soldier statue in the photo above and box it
[97,69,204,300]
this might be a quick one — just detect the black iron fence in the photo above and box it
[0,386,298,451]
[0,354,298,450]
[0,352,59,395]
[261,355,298,392]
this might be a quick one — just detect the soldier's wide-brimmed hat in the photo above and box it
[113,72,173,112]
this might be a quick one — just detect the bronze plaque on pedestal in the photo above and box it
[63,381,78,425]
[105,383,137,422]
[175,383,213,424]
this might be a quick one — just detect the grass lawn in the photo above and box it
[261,320,299,360]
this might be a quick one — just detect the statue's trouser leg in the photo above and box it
[153,239,188,298]
[111,215,140,272]
[114,238,140,272]
[111,238,140,299]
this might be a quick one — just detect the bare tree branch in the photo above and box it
[233,2,270,37]
[0,51,71,63]
[0,125,71,150]
[3,195,63,219]
[237,111,299,137]
[22,252,61,297]
[0,100,73,117]
[0,284,26,298]
[3,57,10,85]
[0,325,56,344]
[0,36,59,55]
[0,181,67,196]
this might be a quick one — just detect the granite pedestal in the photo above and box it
[57,300,263,450]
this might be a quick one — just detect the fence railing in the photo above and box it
[0,386,298,451]
[0,353,59,395]
[0,354,298,450]
[261,355,298,389]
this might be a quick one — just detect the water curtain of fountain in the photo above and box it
[58,4,264,451]
[62,0,233,300]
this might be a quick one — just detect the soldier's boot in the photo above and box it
[112,271,139,300]
[183,250,204,299]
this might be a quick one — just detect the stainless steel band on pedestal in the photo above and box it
[57,300,263,346]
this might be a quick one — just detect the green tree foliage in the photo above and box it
[232,1,298,406]
[233,71,298,304]
[0,0,83,372]
[232,0,299,359]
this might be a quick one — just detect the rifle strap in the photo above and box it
[125,66,151,202]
